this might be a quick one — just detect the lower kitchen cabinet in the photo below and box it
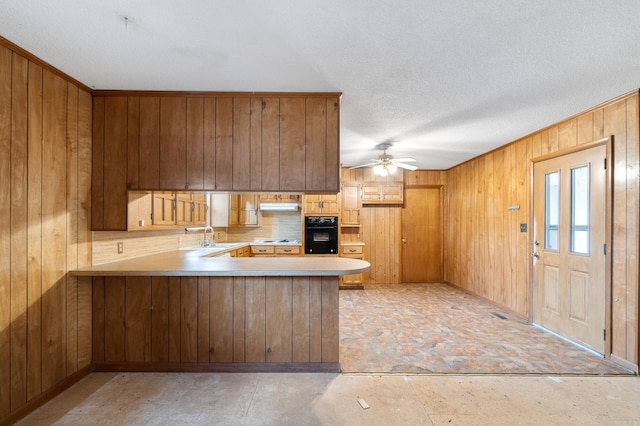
[251,245,301,256]
[340,243,365,289]
[91,276,339,371]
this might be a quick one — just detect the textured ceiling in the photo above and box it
[2,0,639,169]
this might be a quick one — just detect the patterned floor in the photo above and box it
[340,283,633,375]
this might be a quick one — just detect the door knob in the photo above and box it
[531,252,540,259]
[402,238,407,244]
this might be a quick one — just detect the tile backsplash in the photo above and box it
[92,211,303,265]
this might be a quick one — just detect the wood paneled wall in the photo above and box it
[446,92,639,369]
[91,276,339,370]
[0,41,93,423]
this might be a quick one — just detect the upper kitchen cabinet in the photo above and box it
[92,92,341,230]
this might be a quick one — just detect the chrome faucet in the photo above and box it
[202,226,214,247]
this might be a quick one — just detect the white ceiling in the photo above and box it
[2,0,640,169]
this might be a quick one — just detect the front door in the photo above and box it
[402,187,443,282]
[532,144,607,354]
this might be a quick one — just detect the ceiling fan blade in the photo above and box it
[349,162,379,169]
[391,158,416,162]
[395,162,418,171]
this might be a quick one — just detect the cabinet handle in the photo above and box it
[348,249,357,253]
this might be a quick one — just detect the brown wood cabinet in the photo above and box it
[361,182,404,204]
[340,183,361,226]
[303,193,339,215]
[251,245,301,256]
[229,193,259,226]
[128,191,207,230]
[92,93,341,230]
[340,244,365,289]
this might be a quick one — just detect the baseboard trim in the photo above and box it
[92,361,341,373]
[0,365,91,426]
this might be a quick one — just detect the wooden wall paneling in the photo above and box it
[605,99,629,360]
[594,108,605,140]
[103,96,127,230]
[91,96,104,229]
[9,52,28,411]
[245,277,266,363]
[41,70,68,389]
[547,126,559,153]
[308,278,322,363]
[484,153,497,301]
[514,139,531,317]
[261,97,280,190]
[558,119,577,150]
[577,112,595,145]
[279,98,305,191]
[139,96,160,189]
[292,277,310,362]
[168,277,181,362]
[476,156,488,296]
[203,98,216,189]
[180,277,198,362]
[265,277,292,362]
[159,97,187,189]
[215,98,233,190]
[233,278,246,362]
[197,277,210,363]
[210,278,234,362]
[26,60,43,401]
[321,278,339,362]
[65,83,79,376]
[92,278,105,363]
[77,89,93,368]
[104,277,125,362]
[625,95,639,364]
[186,97,204,190]
[325,98,340,192]
[531,133,542,159]
[232,97,251,190]
[492,150,507,307]
[125,277,151,362]
[2,50,27,410]
[505,144,517,312]
[127,97,140,189]
[0,46,11,416]
[150,277,169,362]
[305,97,327,191]
[249,98,263,190]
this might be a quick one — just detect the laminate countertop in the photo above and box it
[71,247,371,277]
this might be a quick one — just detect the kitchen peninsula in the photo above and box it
[72,249,369,373]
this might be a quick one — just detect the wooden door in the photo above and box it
[532,144,607,354]
[401,187,442,282]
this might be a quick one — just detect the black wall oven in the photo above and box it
[304,216,338,254]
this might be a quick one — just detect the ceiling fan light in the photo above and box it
[386,164,397,174]
[373,164,388,176]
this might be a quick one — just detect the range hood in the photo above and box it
[259,202,300,211]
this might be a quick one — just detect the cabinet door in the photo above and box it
[159,97,187,189]
[303,194,322,214]
[381,183,404,203]
[340,184,361,225]
[229,193,259,226]
[175,193,194,225]
[320,194,339,215]
[361,184,382,202]
[152,192,176,225]
[192,193,208,225]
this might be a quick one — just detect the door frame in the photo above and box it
[530,136,614,358]
[400,185,445,283]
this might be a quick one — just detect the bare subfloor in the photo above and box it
[16,372,640,425]
[18,283,639,425]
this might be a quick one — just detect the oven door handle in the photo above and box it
[306,226,337,230]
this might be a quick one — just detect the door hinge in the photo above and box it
[603,243,606,255]
[603,329,606,341]
[604,158,607,169]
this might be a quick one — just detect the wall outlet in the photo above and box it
[117,242,124,254]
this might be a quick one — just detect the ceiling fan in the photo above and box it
[349,142,418,176]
